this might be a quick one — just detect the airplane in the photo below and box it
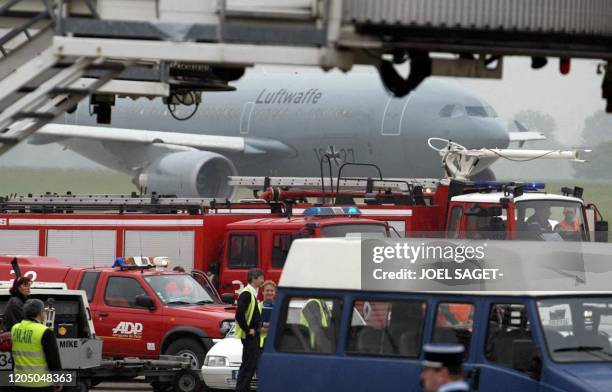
[30,72,542,199]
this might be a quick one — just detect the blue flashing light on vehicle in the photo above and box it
[303,206,362,217]
[473,181,545,191]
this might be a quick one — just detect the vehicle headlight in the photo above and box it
[204,355,229,367]
[219,320,234,335]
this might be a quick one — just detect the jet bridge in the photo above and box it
[0,0,610,158]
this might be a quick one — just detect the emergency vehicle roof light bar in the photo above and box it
[303,206,361,217]
[428,138,590,180]
[228,176,440,192]
[473,181,545,191]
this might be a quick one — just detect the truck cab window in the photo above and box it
[515,200,585,241]
[104,277,148,308]
[466,206,507,240]
[277,297,341,354]
[486,303,537,375]
[79,271,101,302]
[347,300,426,358]
[228,234,258,269]
[433,302,474,358]
[272,234,293,269]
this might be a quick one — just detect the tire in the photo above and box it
[65,380,89,392]
[165,337,207,370]
[173,370,202,392]
[151,382,174,392]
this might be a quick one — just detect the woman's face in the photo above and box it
[18,281,31,296]
[263,285,276,302]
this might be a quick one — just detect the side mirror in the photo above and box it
[595,221,608,243]
[221,293,235,305]
[512,339,542,380]
[135,294,156,310]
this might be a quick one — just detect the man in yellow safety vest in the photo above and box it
[11,298,62,392]
[234,268,264,392]
[299,298,332,352]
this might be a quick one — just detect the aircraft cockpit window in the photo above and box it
[465,105,498,118]
[439,104,465,118]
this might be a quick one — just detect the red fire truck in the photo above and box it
[0,193,392,296]
[0,176,607,295]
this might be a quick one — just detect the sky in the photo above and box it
[0,56,607,171]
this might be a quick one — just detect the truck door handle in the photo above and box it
[99,312,109,317]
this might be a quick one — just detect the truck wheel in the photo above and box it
[151,382,173,392]
[166,338,207,369]
[174,369,202,392]
[66,380,89,392]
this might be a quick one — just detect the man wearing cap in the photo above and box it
[420,344,470,392]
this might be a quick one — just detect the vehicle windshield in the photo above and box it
[537,297,612,362]
[144,274,217,306]
[320,224,388,238]
[515,200,586,241]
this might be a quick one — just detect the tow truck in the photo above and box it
[0,255,235,372]
[0,259,202,392]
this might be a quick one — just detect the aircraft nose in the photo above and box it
[474,118,510,149]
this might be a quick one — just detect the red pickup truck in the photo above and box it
[0,256,235,369]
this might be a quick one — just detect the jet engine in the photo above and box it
[137,151,237,199]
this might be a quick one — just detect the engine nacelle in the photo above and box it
[137,151,237,199]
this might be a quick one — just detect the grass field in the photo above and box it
[0,167,135,195]
[1,168,612,223]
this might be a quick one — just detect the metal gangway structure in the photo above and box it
[0,0,610,157]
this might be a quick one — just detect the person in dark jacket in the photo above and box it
[234,268,264,392]
[4,276,31,332]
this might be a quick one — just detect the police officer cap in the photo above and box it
[422,344,464,368]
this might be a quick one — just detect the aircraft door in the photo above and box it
[381,96,410,136]
[240,102,255,135]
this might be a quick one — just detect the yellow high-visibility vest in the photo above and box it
[299,299,330,347]
[11,319,51,387]
[234,286,257,339]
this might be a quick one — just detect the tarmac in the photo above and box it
[93,381,152,391]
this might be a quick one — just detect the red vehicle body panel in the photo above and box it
[0,256,234,360]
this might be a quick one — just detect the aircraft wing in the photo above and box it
[508,131,546,143]
[32,124,293,155]
[508,120,546,147]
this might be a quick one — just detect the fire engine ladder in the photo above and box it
[0,194,227,213]
[0,0,129,156]
[228,176,441,193]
